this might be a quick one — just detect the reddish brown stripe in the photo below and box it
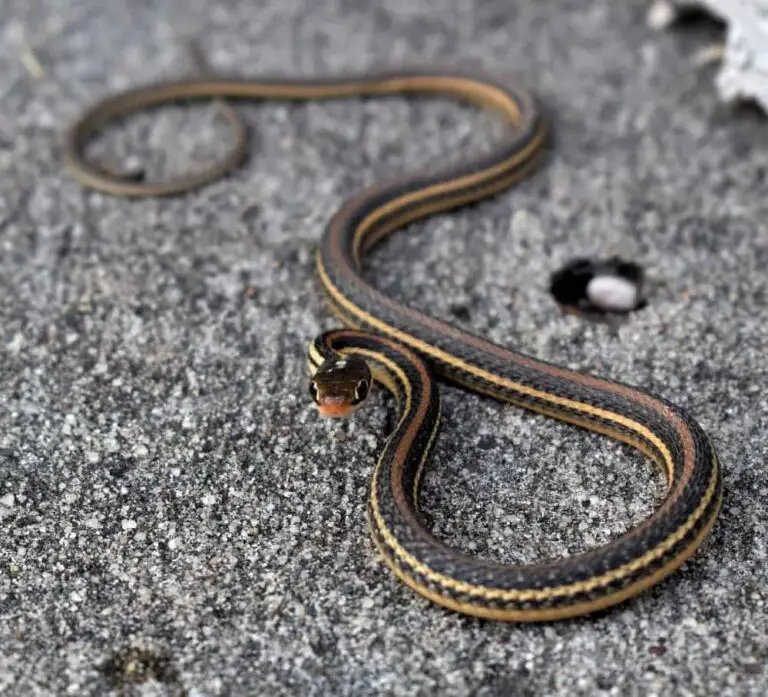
[330,330,434,520]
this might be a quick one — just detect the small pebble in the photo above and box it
[586,274,639,312]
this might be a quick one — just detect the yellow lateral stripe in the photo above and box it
[351,121,547,258]
[368,483,722,620]
[371,446,719,601]
[357,349,719,601]
[92,76,522,117]
[411,395,442,513]
[443,370,673,484]
[352,145,546,264]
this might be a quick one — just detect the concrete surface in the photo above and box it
[1,1,767,695]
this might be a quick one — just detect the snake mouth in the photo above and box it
[316,395,356,418]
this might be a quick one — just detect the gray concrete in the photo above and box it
[1,1,767,695]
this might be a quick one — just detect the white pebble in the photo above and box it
[586,275,639,312]
[121,519,138,531]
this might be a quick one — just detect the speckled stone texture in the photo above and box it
[1,1,767,695]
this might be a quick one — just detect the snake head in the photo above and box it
[309,355,372,418]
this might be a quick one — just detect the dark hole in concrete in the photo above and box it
[549,256,646,321]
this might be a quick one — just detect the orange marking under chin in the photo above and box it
[317,402,355,418]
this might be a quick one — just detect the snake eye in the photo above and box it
[353,378,370,404]
[308,380,319,404]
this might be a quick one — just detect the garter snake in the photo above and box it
[64,68,722,621]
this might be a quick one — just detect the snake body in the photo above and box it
[64,69,722,621]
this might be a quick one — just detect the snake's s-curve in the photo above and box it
[65,68,722,621]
